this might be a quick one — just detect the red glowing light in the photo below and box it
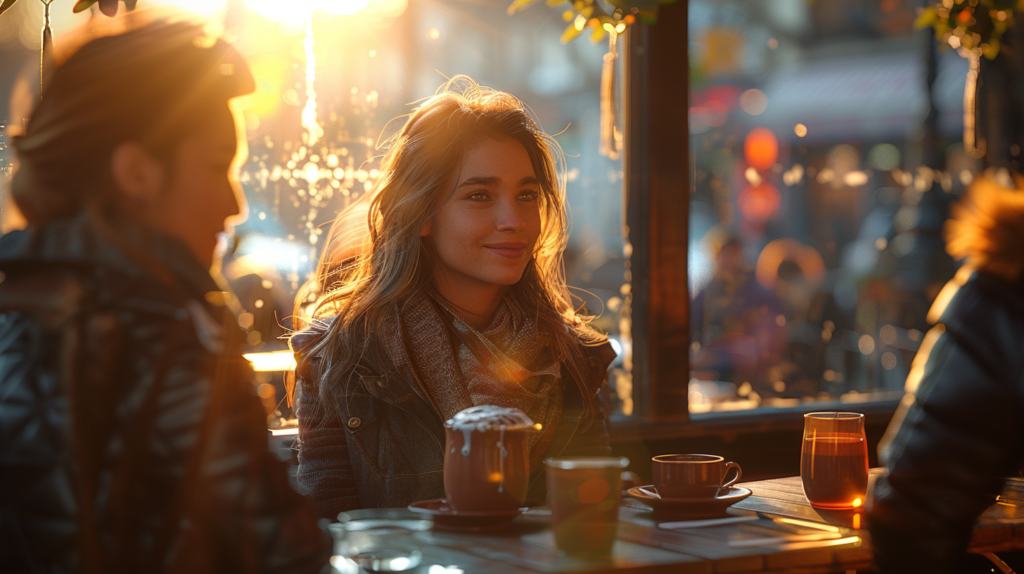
[738,182,781,223]
[744,127,779,170]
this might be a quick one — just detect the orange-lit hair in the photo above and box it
[292,76,605,418]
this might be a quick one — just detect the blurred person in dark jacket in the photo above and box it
[0,13,330,574]
[868,175,1024,574]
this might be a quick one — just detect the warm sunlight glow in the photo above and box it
[773,517,841,533]
[301,16,322,146]
[244,0,370,21]
[147,0,229,17]
[244,351,297,372]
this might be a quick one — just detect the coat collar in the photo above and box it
[0,213,219,307]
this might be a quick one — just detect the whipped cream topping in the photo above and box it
[445,405,535,433]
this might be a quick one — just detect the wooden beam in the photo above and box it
[626,1,690,422]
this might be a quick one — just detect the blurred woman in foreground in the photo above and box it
[290,77,616,516]
[0,14,330,573]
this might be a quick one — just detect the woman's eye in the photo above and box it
[519,190,539,201]
[467,191,489,201]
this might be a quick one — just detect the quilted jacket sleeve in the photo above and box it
[164,347,332,574]
[295,375,361,519]
[291,326,361,519]
[867,274,1024,574]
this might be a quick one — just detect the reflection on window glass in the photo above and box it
[688,0,977,414]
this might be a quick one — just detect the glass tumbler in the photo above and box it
[800,412,868,510]
[546,456,629,560]
[329,510,428,573]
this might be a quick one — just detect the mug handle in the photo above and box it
[716,462,742,497]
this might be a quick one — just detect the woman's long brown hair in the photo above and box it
[291,76,606,422]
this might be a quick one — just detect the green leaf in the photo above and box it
[507,0,542,15]
[590,25,606,42]
[73,0,98,13]
[915,7,938,29]
[983,39,1000,59]
[561,21,584,43]
[0,0,20,18]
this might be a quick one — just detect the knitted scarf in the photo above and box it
[379,290,563,453]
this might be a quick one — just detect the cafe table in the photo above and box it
[330,469,1024,574]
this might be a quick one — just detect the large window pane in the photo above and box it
[688,0,977,415]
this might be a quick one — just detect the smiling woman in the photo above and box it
[288,76,617,516]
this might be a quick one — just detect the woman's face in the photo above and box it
[422,137,542,290]
[147,105,247,267]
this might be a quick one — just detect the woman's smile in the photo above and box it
[484,241,527,259]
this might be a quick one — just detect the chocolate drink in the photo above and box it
[800,432,868,509]
[444,405,537,512]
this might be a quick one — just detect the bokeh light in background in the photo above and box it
[755,239,826,290]
[743,127,778,170]
[739,88,768,116]
[738,182,780,223]
[868,143,902,171]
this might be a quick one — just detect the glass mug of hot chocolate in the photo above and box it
[443,405,540,512]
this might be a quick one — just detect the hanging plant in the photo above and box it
[0,0,139,97]
[916,0,1020,60]
[0,0,136,17]
[508,0,675,44]
[508,0,675,159]
[917,1,1024,158]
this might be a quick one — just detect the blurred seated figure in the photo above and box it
[867,175,1024,574]
[691,234,785,390]
[0,14,330,573]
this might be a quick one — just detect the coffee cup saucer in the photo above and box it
[407,498,525,531]
[627,485,751,518]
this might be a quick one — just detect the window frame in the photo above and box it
[615,0,903,438]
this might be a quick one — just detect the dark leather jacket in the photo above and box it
[868,258,1024,568]
[0,217,331,574]
[292,317,616,518]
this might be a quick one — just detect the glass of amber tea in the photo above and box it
[800,412,868,510]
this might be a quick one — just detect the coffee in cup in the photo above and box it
[444,405,538,512]
[651,454,741,499]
